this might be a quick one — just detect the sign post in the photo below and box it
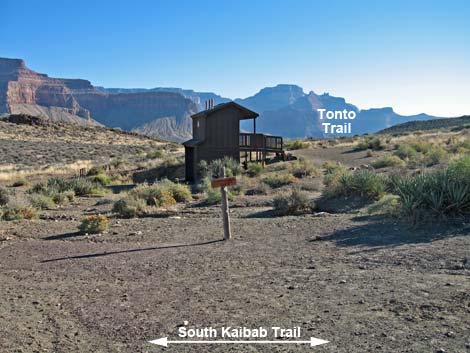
[211,167,236,240]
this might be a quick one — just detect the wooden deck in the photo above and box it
[239,133,283,153]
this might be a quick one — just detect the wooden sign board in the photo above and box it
[211,176,237,188]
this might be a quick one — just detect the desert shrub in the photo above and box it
[366,150,373,157]
[367,194,400,215]
[289,159,320,178]
[394,144,418,159]
[29,194,55,210]
[0,187,9,206]
[158,179,192,202]
[204,188,234,205]
[1,206,37,221]
[197,177,212,194]
[87,166,105,176]
[78,215,109,234]
[354,137,384,151]
[37,177,104,197]
[11,177,29,187]
[324,169,386,200]
[52,190,75,205]
[247,163,263,177]
[389,158,470,221]
[88,173,112,186]
[285,139,309,150]
[265,162,290,172]
[448,154,470,175]
[146,149,165,159]
[128,179,190,207]
[130,183,176,207]
[410,140,432,153]
[423,146,448,166]
[199,157,242,178]
[67,178,104,196]
[112,197,147,218]
[273,187,312,215]
[262,173,296,188]
[371,155,406,169]
[322,161,348,187]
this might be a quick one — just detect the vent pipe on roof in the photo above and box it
[205,99,214,110]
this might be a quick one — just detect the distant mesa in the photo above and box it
[0,57,450,141]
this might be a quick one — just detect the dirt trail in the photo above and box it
[1,200,469,353]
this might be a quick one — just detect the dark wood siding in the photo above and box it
[197,106,241,162]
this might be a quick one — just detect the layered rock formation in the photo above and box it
[0,57,197,141]
[237,85,442,138]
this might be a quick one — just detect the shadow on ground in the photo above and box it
[40,239,224,263]
[321,214,470,250]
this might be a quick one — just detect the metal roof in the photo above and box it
[182,138,203,147]
[191,101,259,120]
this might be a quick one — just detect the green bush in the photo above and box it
[389,157,470,221]
[0,187,9,206]
[354,137,384,151]
[0,205,37,221]
[371,154,406,169]
[52,190,75,204]
[78,215,109,234]
[247,163,263,177]
[112,197,147,218]
[322,161,348,187]
[201,157,242,178]
[325,169,386,200]
[88,173,112,186]
[158,179,192,202]
[30,177,103,199]
[130,184,176,207]
[29,194,55,210]
[87,166,105,176]
[130,180,190,207]
[285,139,309,150]
[423,146,448,166]
[367,194,400,215]
[273,187,312,215]
[262,173,296,188]
[289,159,320,178]
[204,188,234,205]
[394,144,418,159]
[147,149,165,159]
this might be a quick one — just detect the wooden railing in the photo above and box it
[239,133,283,152]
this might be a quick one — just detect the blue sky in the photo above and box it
[1,0,469,116]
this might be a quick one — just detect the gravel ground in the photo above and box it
[1,198,469,353]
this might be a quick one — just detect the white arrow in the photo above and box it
[149,336,329,348]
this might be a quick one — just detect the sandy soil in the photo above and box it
[1,196,469,353]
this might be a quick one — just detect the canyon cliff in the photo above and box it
[0,58,197,141]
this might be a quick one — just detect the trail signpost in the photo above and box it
[211,167,236,240]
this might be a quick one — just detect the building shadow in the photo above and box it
[40,239,224,263]
[44,232,82,240]
[320,215,470,251]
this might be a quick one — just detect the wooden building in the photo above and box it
[183,101,284,182]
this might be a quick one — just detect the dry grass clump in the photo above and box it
[262,173,296,189]
[273,187,312,215]
[78,215,109,234]
[371,154,406,169]
[354,136,384,151]
[288,158,321,178]
[0,193,37,221]
[113,179,192,217]
[285,139,309,150]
